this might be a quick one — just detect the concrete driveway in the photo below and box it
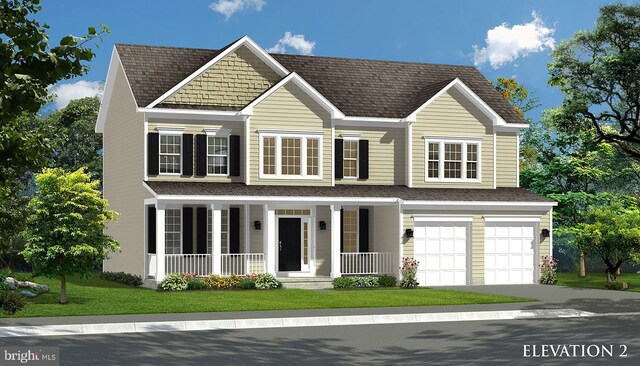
[440,284,640,313]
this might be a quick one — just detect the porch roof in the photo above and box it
[144,181,554,203]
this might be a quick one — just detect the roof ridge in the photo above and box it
[115,43,217,52]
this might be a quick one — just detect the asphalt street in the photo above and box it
[0,315,637,365]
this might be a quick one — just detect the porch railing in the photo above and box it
[221,253,265,275]
[340,252,395,275]
[165,254,212,277]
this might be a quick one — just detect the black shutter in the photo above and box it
[147,206,156,254]
[182,207,193,254]
[196,207,207,254]
[147,133,159,176]
[340,208,344,252]
[195,134,207,176]
[359,208,369,252]
[230,207,240,254]
[182,134,193,176]
[229,135,241,177]
[359,140,369,180]
[335,139,344,179]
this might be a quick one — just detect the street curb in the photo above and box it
[0,308,596,338]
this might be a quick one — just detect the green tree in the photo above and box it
[22,168,119,304]
[548,4,640,158]
[493,77,540,118]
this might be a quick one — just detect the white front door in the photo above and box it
[484,223,536,285]
[413,222,468,286]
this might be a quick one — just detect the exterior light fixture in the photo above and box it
[254,221,262,230]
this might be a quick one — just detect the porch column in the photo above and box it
[331,204,342,278]
[155,204,166,282]
[263,204,276,274]
[211,204,222,275]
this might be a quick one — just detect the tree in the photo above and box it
[548,4,640,158]
[576,202,640,283]
[22,168,119,304]
[493,77,540,118]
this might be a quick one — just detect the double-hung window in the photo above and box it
[159,134,181,174]
[165,209,181,254]
[424,138,481,181]
[343,140,358,178]
[342,210,358,253]
[259,132,322,179]
[207,136,228,175]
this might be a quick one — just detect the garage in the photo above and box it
[484,220,537,285]
[413,219,469,286]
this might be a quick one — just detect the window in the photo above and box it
[342,210,358,253]
[207,137,228,175]
[343,140,358,178]
[259,133,321,178]
[424,139,480,181]
[160,134,181,174]
[165,209,181,254]
[207,209,229,254]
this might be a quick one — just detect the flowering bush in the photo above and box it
[180,273,198,281]
[400,257,419,289]
[255,273,281,289]
[0,290,28,314]
[158,273,188,291]
[203,274,244,289]
[539,255,558,285]
[245,273,260,281]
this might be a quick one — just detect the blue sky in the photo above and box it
[39,0,637,120]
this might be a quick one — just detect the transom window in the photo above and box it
[160,134,181,174]
[342,210,358,253]
[424,139,480,181]
[259,133,322,179]
[207,209,229,254]
[343,141,358,178]
[165,209,181,254]
[207,137,228,175]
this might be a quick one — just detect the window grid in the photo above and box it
[303,222,309,265]
[281,138,301,175]
[207,209,229,254]
[263,137,276,175]
[427,142,439,178]
[165,209,181,254]
[343,141,358,178]
[306,138,319,176]
[160,135,181,174]
[342,210,358,253]
[444,143,462,179]
[466,144,478,179]
[207,136,228,175]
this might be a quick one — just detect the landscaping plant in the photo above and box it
[538,255,558,285]
[100,272,143,287]
[236,278,257,289]
[186,279,208,291]
[0,290,28,314]
[400,257,419,289]
[333,277,355,289]
[378,275,397,287]
[352,276,379,288]
[255,273,281,289]
[158,274,188,291]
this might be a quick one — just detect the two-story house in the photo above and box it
[96,36,556,287]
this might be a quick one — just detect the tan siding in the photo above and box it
[335,128,405,185]
[103,65,151,276]
[250,83,332,185]
[412,89,494,188]
[496,132,518,187]
[471,215,485,284]
[163,46,280,108]
[248,205,263,253]
[147,121,244,183]
[315,205,331,276]
[401,214,415,259]
[539,210,551,258]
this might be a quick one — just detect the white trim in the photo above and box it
[258,132,323,180]
[495,124,529,132]
[406,122,413,188]
[256,129,324,136]
[483,216,541,223]
[146,36,289,108]
[206,135,230,177]
[158,133,183,175]
[331,125,335,186]
[342,139,359,179]
[242,72,345,119]
[549,208,554,257]
[340,133,361,140]
[516,130,520,187]
[333,117,406,128]
[403,200,557,207]
[204,128,232,137]
[493,132,497,189]
[423,138,481,183]
[156,126,185,134]
[244,204,250,253]
[412,215,474,222]
[139,108,247,121]
[143,182,158,198]
[245,117,251,185]
[143,114,149,181]
[422,135,483,142]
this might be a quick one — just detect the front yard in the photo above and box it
[557,272,640,292]
[4,274,535,318]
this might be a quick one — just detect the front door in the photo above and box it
[278,218,301,271]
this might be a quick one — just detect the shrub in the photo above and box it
[333,276,355,289]
[353,276,378,288]
[607,280,628,291]
[255,273,281,289]
[400,257,419,289]
[236,278,256,289]
[101,271,143,287]
[0,272,8,291]
[180,273,198,281]
[186,279,207,290]
[203,274,244,289]
[245,273,260,281]
[538,256,558,285]
[13,273,33,282]
[158,273,188,291]
[378,275,397,287]
[0,290,28,314]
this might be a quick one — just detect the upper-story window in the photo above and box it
[207,136,228,175]
[259,131,322,179]
[160,134,181,174]
[343,140,358,178]
[425,138,480,182]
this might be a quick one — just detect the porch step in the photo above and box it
[277,277,334,290]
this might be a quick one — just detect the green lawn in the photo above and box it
[557,272,640,292]
[4,275,535,318]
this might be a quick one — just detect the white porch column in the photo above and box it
[211,204,222,275]
[155,204,166,282]
[263,204,276,274]
[330,204,342,278]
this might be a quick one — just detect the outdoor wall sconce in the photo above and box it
[319,221,327,230]
[254,221,262,230]
[541,229,550,238]
[405,229,414,238]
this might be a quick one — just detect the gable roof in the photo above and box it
[115,42,526,124]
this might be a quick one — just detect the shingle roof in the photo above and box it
[145,181,553,203]
[115,43,526,123]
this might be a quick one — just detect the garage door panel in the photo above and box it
[414,222,468,286]
[454,239,466,253]
[485,222,536,285]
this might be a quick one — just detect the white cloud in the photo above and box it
[209,0,265,20]
[266,32,316,55]
[50,80,104,110]
[472,11,555,69]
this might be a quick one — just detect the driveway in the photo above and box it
[440,284,640,313]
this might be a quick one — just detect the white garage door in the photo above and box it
[484,223,536,285]
[413,222,468,286]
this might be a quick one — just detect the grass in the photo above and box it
[3,274,535,318]
[557,272,640,292]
